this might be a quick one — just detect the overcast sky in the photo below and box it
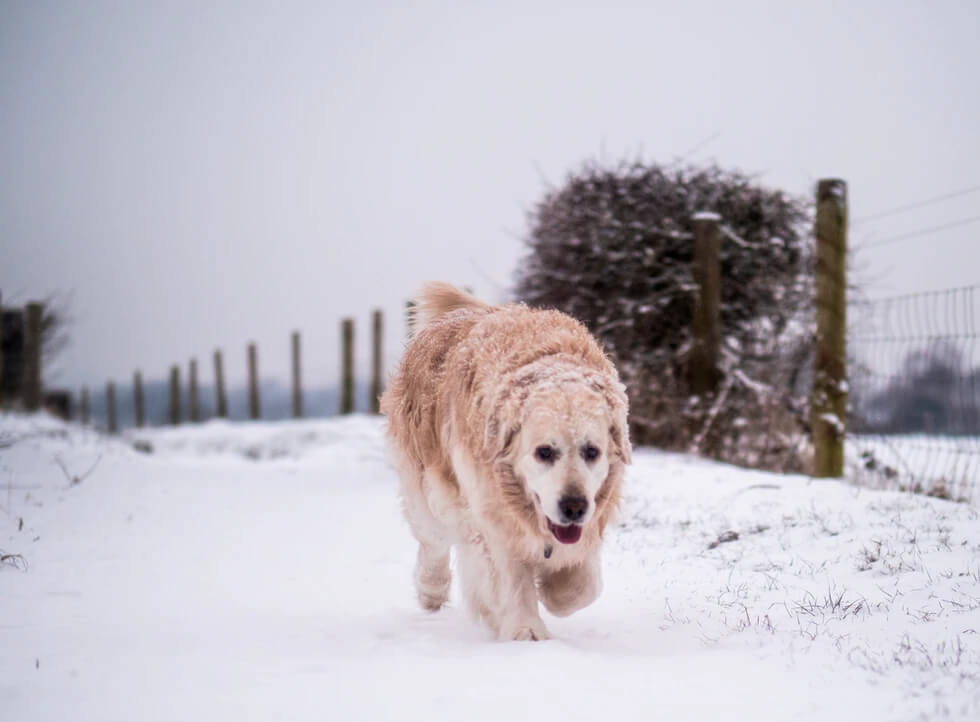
[2,0,979,390]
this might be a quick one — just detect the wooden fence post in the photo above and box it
[213,350,228,419]
[248,342,260,420]
[341,319,354,414]
[189,358,200,422]
[0,307,25,408]
[371,309,383,414]
[690,213,722,396]
[80,386,89,425]
[405,300,416,340]
[42,391,71,421]
[812,178,848,477]
[292,331,303,419]
[0,291,4,407]
[106,381,117,434]
[23,302,43,411]
[169,365,181,425]
[133,371,145,428]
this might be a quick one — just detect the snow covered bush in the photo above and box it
[515,160,815,472]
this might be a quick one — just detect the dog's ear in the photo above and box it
[604,380,632,464]
[484,413,521,461]
[483,381,528,462]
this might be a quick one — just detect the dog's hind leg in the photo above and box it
[414,542,451,612]
[456,536,500,632]
[399,466,454,612]
[538,555,602,617]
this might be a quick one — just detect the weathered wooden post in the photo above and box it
[341,319,354,414]
[188,358,200,422]
[291,331,303,419]
[169,365,181,425]
[0,307,25,408]
[0,291,4,407]
[371,309,383,414]
[42,391,71,421]
[405,300,416,340]
[106,381,117,434]
[80,386,90,425]
[690,212,722,396]
[133,371,145,428]
[213,350,228,419]
[248,342,260,420]
[812,178,848,477]
[23,302,43,411]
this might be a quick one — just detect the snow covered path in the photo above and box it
[1,414,978,721]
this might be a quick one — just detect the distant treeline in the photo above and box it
[84,378,376,430]
[852,345,980,435]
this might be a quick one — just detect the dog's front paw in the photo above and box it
[500,619,552,642]
[538,561,601,617]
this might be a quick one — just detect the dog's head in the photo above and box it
[486,367,631,545]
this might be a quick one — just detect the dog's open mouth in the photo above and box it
[547,519,583,544]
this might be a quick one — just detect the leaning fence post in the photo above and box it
[189,358,200,422]
[213,350,228,419]
[169,365,181,425]
[133,371,145,428]
[812,178,848,477]
[106,381,117,434]
[371,309,383,414]
[341,319,354,414]
[690,212,722,396]
[292,331,303,419]
[23,302,43,411]
[248,342,261,420]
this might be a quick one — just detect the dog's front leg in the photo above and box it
[489,543,551,642]
[499,571,551,641]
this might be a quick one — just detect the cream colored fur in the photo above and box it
[381,282,631,641]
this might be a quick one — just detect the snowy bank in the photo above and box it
[1,413,978,721]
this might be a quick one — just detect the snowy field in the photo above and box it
[1,413,979,721]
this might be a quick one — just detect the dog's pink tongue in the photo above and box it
[551,522,582,544]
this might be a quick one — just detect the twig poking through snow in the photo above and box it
[708,530,740,549]
[0,550,28,572]
[53,454,103,487]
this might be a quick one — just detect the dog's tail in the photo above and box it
[410,282,492,336]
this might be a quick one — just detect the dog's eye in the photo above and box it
[582,444,601,462]
[534,446,556,463]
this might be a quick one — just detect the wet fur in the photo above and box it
[381,283,631,641]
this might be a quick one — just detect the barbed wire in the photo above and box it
[853,183,980,224]
[859,215,980,249]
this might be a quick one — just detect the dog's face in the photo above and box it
[513,386,615,544]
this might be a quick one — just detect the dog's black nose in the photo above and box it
[558,495,588,523]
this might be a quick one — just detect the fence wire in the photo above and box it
[848,285,980,502]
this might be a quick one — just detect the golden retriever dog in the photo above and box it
[381,283,631,641]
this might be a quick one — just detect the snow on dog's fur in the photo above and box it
[381,283,631,641]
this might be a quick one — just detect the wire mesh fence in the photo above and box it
[848,285,980,502]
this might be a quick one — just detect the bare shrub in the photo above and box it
[515,160,814,471]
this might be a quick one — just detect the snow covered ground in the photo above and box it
[1,413,978,721]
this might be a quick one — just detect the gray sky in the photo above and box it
[2,0,979,390]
